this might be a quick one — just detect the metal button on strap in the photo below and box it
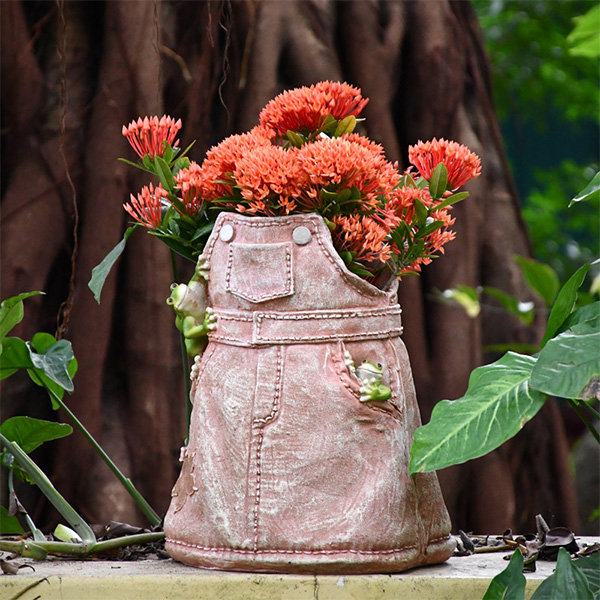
[220,224,234,242]
[292,226,312,246]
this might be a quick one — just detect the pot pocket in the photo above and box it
[225,242,294,303]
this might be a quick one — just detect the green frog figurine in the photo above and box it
[167,257,217,357]
[344,351,392,403]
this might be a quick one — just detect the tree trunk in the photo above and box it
[1,0,577,533]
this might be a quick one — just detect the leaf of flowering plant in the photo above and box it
[428,162,448,199]
[0,416,72,454]
[333,115,356,137]
[541,263,590,347]
[154,156,176,193]
[409,352,546,474]
[433,191,469,212]
[558,301,600,335]
[568,170,600,206]
[89,225,140,303]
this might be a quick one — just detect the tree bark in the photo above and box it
[1,0,577,533]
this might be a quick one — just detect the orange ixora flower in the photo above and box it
[174,161,205,217]
[198,127,274,200]
[123,183,168,228]
[259,81,368,137]
[408,138,482,190]
[296,137,400,209]
[232,146,303,215]
[122,115,182,160]
[331,215,391,264]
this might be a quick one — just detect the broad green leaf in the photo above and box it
[531,547,593,600]
[0,416,72,453]
[27,338,75,393]
[428,162,448,199]
[542,263,590,347]
[0,291,44,341]
[514,256,560,309]
[483,286,534,325]
[0,337,32,380]
[409,352,546,473]
[569,171,600,206]
[531,325,600,401]
[559,301,600,334]
[482,549,526,600]
[574,552,600,599]
[334,115,356,137]
[0,504,24,534]
[89,225,139,303]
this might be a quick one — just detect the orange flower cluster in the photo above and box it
[122,115,182,160]
[259,81,368,136]
[121,84,482,280]
[123,183,167,228]
[331,215,391,264]
[295,137,400,209]
[408,138,481,190]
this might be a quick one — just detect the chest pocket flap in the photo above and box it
[226,242,294,303]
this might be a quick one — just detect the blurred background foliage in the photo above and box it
[473,0,599,281]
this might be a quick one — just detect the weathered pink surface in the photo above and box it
[164,213,454,573]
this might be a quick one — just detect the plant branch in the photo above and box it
[568,399,600,444]
[30,372,161,526]
[0,532,165,558]
[170,249,192,431]
[0,434,96,545]
[7,468,44,542]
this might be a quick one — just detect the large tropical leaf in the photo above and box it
[531,322,600,400]
[410,353,546,474]
[515,256,559,309]
[574,552,600,599]
[482,549,526,600]
[531,548,593,600]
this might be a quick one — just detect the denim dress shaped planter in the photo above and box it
[164,212,455,573]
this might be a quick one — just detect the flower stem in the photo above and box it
[170,249,192,432]
[581,400,600,422]
[0,434,96,545]
[568,399,600,444]
[7,468,44,542]
[29,372,161,526]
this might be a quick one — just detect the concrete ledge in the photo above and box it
[2,539,598,600]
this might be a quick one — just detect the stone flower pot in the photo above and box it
[164,212,454,573]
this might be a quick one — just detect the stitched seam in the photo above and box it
[251,346,283,551]
[166,538,427,555]
[255,329,404,343]
[257,309,401,321]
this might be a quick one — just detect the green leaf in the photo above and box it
[483,286,534,325]
[0,416,72,453]
[172,156,190,176]
[434,191,469,212]
[154,155,176,192]
[28,338,75,393]
[0,337,32,381]
[54,523,83,543]
[409,352,546,473]
[531,325,600,401]
[567,5,600,59]
[333,115,356,137]
[89,225,139,303]
[569,171,600,206]
[573,552,600,599]
[531,547,593,600]
[286,130,305,148]
[414,199,428,228]
[0,292,44,341]
[117,157,155,174]
[0,505,24,535]
[542,263,590,347]
[441,286,481,318]
[482,549,526,600]
[515,256,560,309]
[428,162,448,199]
[559,301,600,334]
